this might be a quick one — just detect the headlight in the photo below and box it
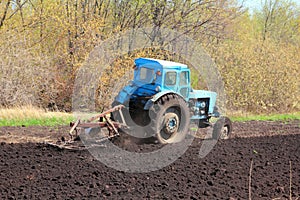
[199,101,206,109]
[155,86,161,92]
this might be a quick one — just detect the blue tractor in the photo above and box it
[112,57,232,144]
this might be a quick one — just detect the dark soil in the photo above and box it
[0,121,299,199]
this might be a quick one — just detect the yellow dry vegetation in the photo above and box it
[0,105,72,121]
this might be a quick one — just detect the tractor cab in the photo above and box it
[132,57,191,100]
[114,57,219,120]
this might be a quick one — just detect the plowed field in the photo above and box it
[0,121,299,199]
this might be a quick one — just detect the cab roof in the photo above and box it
[135,57,188,69]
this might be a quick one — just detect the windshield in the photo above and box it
[136,67,155,84]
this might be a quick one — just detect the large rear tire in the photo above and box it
[148,94,190,144]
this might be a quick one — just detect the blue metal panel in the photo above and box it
[189,89,217,114]
[132,84,158,97]
[114,85,138,104]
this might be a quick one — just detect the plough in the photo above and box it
[46,105,127,150]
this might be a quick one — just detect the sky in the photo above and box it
[238,0,300,13]
[239,0,261,11]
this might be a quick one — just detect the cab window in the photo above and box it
[165,72,177,86]
[138,67,155,83]
[180,71,189,86]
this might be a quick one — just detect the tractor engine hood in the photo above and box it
[189,89,217,114]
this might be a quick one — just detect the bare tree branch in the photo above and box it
[0,0,11,28]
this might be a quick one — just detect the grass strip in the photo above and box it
[0,116,74,127]
[0,106,74,127]
[230,112,300,122]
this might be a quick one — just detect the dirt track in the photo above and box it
[0,121,299,199]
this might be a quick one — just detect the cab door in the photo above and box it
[178,71,190,99]
[164,71,178,91]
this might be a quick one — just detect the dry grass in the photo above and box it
[249,159,253,200]
[0,105,71,121]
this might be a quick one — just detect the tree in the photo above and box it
[256,0,300,42]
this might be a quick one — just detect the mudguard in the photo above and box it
[143,91,185,110]
[114,84,138,105]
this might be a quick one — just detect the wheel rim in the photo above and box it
[161,112,179,140]
[220,125,229,139]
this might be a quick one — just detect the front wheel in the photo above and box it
[148,94,190,144]
[212,116,232,140]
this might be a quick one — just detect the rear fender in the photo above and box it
[114,84,138,105]
[143,91,184,110]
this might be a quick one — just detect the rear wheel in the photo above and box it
[111,101,151,140]
[148,94,190,144]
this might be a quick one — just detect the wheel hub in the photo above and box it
[163,113,179,135]
[220,126,229,139]
[166,118,177,132]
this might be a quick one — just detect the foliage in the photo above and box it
[0,0,299,114]
[210,1,300,114]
